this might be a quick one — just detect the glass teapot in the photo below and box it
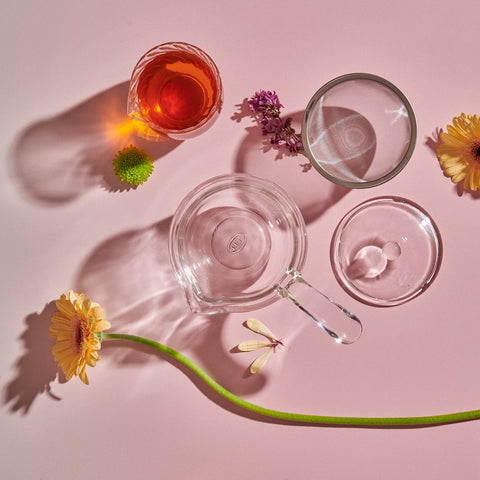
[169,173,362,344]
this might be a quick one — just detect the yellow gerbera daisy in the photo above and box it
[49,291,111,384]
[437,113,480,191]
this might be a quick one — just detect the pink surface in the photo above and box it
[2,0,480,478]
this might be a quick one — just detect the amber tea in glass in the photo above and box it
[128,42,223,140]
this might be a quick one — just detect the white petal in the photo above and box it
[237,340,272,351]
[246,318,278,341]
[249,348,274,374]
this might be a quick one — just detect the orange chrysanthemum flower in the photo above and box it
[437,113,480,191]
[49,291,111,384]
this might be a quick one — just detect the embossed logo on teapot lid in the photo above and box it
[227,233,247,254]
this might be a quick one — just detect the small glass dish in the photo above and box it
[302,73,416,188]
[331,197,442,306]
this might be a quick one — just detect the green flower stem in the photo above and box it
[103,333,480,427]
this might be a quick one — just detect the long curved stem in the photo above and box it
[103,333,480,427]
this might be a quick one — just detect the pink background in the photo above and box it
[2,0,480,478]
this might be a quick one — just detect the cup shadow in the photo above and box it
[233,107,351,224]
[10,81,182,205]
[74,216,268,395]
[3,301,64,415]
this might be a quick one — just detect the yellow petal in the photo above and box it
[452,171,466,183]
[55,296,76,318]
[444,163,466,176]
[94,319,111,332]
[474,168,480,189]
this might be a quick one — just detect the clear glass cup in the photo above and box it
[127,42,223,140]
[169,173,363,344]
[302,73,417,188]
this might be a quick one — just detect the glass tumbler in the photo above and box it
[127,42,223,140]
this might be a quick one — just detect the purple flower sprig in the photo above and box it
[248,90,303,155]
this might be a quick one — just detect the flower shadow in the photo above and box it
[424,127,442,156]
[3,301,64,415]
[454,182,480,198]
[10,81,182,205]
[75,216,267,395]
[233,108,351,224]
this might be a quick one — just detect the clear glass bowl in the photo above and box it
[302,73,417,188]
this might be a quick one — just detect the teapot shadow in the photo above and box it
[10,81,181,205]
[233,109,352,224]
[75,216,268,396]
[3,301,64,415]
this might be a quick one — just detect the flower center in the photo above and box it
[75,316,88,352]
[469,140,480,162]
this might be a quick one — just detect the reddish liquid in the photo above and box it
[136,51,218,131]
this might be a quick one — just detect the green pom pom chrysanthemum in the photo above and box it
[112,145,154,186]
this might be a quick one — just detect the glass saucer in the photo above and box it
[331,197,442,306]
[302,73,416,188]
